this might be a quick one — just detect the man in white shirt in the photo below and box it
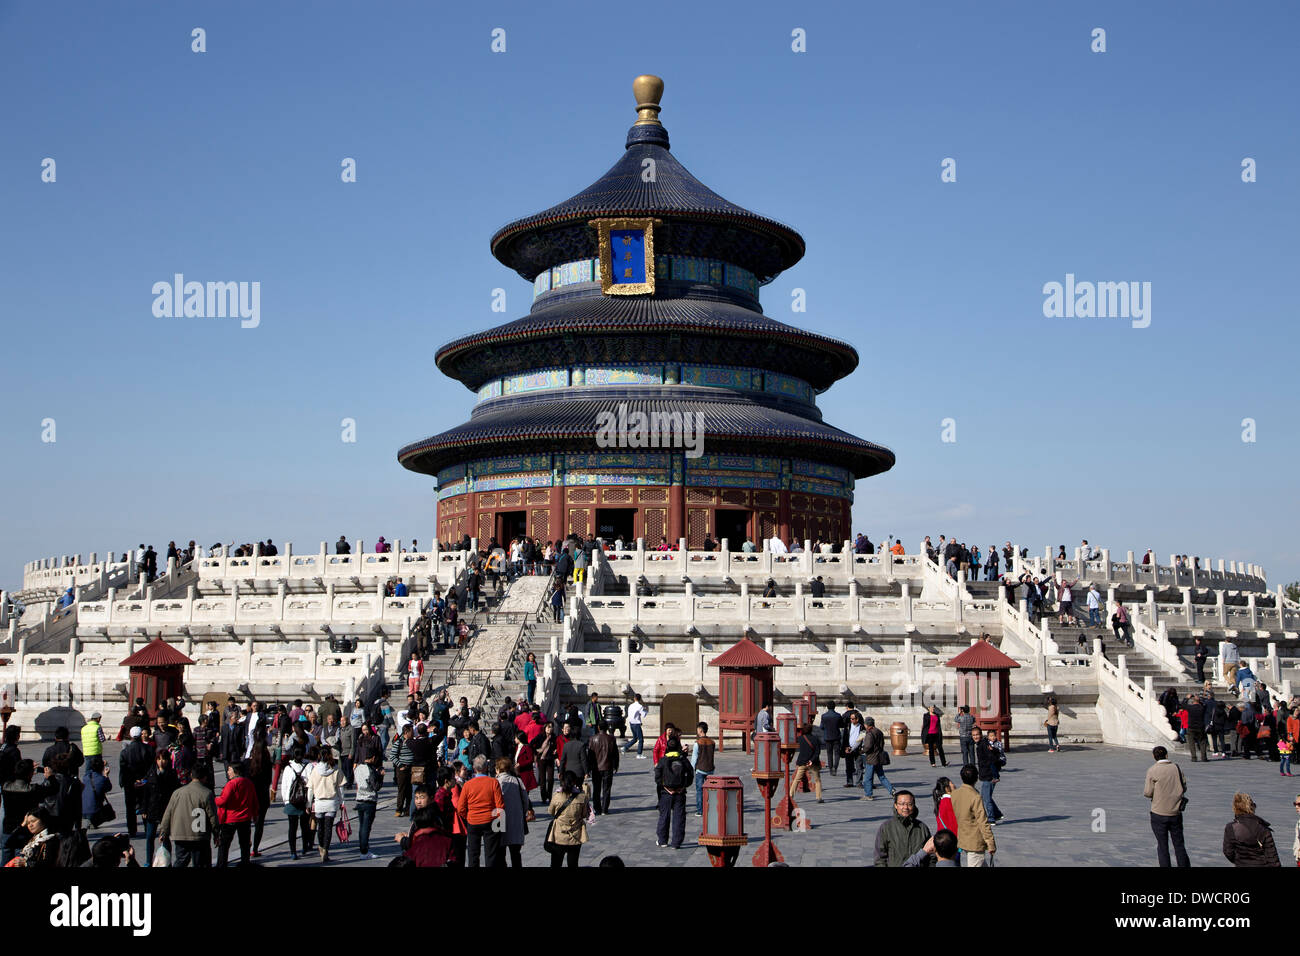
[622,694,647,758]
[1086,584,1102,626]
[769,536,788,555]
[1080,540,1097,561]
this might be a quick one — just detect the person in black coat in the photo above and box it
[466,723,492,764]
[919,704,948,768]
[219,713,246,775]
[143,751,179,864]
[819,703,842,776]
[118,730,154,837]
[41,727,84,774]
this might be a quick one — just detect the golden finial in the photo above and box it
[633,74,664,127]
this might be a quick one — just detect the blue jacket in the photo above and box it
[81,767,112,816]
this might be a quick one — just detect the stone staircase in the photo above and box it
[428,574,551,710]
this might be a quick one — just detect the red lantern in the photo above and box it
[803,688,817,714]
[792,696,811,728]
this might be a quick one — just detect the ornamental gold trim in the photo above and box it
[592,217,658,296]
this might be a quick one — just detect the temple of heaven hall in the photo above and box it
[398,75,894,549]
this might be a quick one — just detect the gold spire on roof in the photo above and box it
[633,74,664,127]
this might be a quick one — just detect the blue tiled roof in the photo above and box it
[397,393,894,479]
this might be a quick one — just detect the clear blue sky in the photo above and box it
[2,1,1297,591]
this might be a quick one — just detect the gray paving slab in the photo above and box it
[54,739,1300,867]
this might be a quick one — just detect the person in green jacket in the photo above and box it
[874,790,933,867]
[80,713,105,758]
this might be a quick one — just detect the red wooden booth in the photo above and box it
[709,638,782,752]
[119,638,196,717]
[945,641,1020,748]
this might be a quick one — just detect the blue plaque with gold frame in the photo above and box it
[592,217,658,295]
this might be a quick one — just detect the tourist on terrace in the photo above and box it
[972,727,1004,823]
[214,760,256,866]
[860,717,894,801]
[791,723,824,803]
[951,764,995,866]
[1110,600,1133,646]
[1056,577,1079,626]
[820,701,842,775]
[932,776,958,837]
[1143,745,1189,866]
[920,703,948,767]
[622,693,646,758]
[843,710,865,787]
[1222,791,1280,866]
[874,790,931,866]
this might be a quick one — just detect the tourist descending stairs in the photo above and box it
[430,573,552,709]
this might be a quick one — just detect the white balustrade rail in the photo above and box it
[1093,639,1178,742]
[580,591,1001,628]
[1017,547,1268,593]
[597,538,920,584]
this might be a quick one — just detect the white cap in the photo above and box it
[129,726,142,738]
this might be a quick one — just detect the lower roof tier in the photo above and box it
[397,394,894,480]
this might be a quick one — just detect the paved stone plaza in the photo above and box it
[72,738,1299,867]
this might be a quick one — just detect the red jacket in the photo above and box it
[936,793,958,836]
[652,733,669,766]
[215,776,258,824]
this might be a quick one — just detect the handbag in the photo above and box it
[90,801,117,827]
[335,804,352,843]
[411,764,427,785]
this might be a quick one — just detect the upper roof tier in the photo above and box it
[489,75,805,284]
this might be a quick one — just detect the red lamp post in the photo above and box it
[772,711,799,829]
[699,775,747,867]
[792,695,811,728]
[803,688,817,715]
[750,731,784,866]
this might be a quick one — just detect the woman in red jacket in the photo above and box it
[932,776,958,839]
[514,731,538,792]
[214,761,258,867]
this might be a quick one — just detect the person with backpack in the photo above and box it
[653,734,692,849]
[279,747,312,860]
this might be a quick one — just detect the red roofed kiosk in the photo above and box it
[119,638,196,718]
[709,638,782,752]
[945,640,1020,749]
